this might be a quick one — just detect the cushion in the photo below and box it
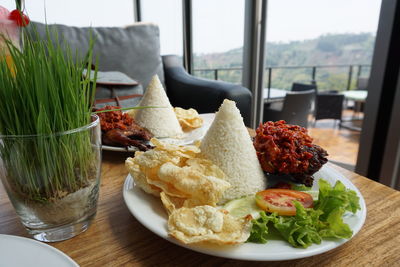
[27,22,164,92]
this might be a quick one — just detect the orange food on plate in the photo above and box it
[96,105,134,131]
[253,120,328,186]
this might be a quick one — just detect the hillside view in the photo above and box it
[193,33,375,91]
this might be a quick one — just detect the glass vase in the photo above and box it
[0,115,102,242]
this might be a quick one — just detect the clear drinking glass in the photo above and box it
[0,115,102,242]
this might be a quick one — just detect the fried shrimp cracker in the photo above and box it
[160,192,184,215]
[185,158,225,178]
[168,205,252,245]
[154,162,230,206]
[125,138,254,245]
[151,138,200,159]
[125,138,229,206]
[125,156,162,196]
[174,107,204,131]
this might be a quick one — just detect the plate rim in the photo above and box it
[122,164,367,261]
[0,234,79,267]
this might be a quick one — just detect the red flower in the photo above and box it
[8,9,30,27]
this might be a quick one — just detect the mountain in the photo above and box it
[193,33,375,91]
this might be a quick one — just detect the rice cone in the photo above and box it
[132,75,183,138]
[200,99,266,203]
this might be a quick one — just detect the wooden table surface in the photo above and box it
[1,150,400,266]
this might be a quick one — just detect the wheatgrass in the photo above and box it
[0,28,98,202]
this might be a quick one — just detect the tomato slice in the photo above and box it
[255,189,313,216]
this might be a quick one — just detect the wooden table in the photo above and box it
[342,90,368,103]
[1,151,400,266]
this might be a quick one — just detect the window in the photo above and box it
[141,0,183,56]
[192,0,245,84]
[264,0,381,92]
[260,0,382,171]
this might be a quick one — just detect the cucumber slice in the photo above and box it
[222,195,263,219]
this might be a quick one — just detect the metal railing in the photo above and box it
[193,64,371,91]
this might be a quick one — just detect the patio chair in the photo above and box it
[291,82,317,92]
[314,92,344,127]
[263,90,315,128]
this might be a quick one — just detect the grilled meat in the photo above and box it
[95,105,153,150]
[125,123,153,141]
[102,129,152,151]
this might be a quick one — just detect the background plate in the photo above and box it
[123,165,367,261]
[0,234,78,267]
[102,113,215,152]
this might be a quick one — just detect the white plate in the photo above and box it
[102,113,215,152]
[0,234,78,267]
[123,165,367,261]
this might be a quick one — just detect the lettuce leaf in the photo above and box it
[247,212,278,244]
[314,179,361,221]
[292,184,312,191]
[247,179,361,247]
[318,207,353,239]
[273,201,323,248]
[314,179,359,238]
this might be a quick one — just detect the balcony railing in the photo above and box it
[193,64,371,91]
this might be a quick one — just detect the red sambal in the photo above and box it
[253,121,328,186]
[95,105,134,132]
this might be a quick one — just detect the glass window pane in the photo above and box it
[263,0,381,169]
[23,0,134,27]
[141,0,183,56]
[264,0,381,91]
[192,0,245,84]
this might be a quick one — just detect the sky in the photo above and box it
[1,0,382,54]
[267,0,381,43]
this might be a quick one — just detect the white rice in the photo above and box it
[200,99,266,203]
[132,75,183,138]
